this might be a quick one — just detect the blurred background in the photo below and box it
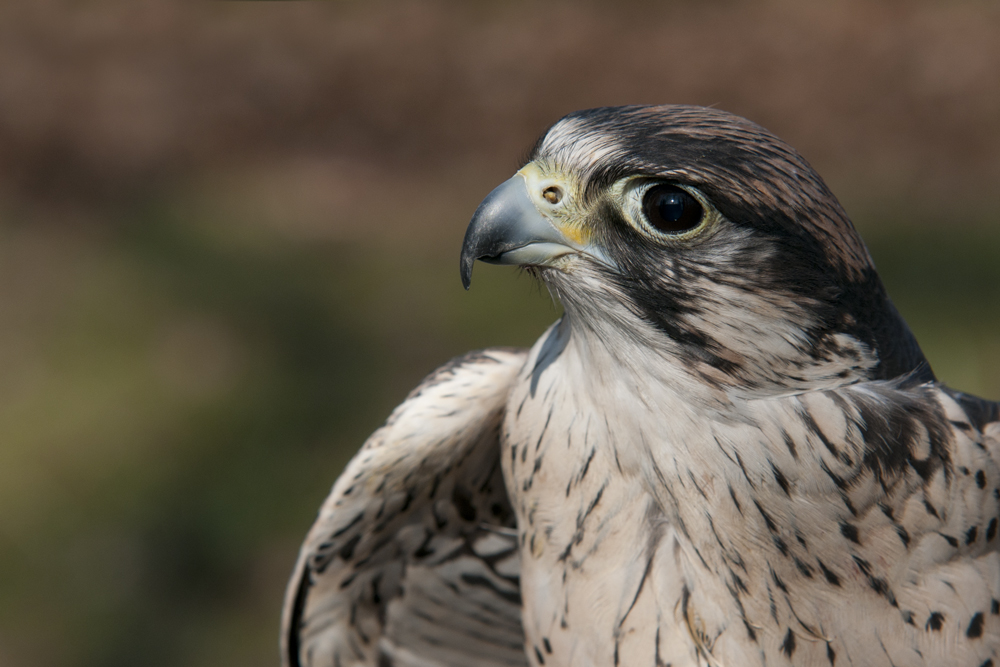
[0,1,998,665]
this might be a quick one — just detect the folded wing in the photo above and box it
[282,349,530,667]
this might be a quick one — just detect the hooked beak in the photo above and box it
[460,174,576,289]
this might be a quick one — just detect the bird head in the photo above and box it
[461,106,931,396]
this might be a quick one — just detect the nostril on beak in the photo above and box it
[542,186,563,205]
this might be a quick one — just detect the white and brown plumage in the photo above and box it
[282,105,1000,667]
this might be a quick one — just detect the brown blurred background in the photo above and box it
[0,1,998,665]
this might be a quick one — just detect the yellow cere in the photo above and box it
[517,162,592,247]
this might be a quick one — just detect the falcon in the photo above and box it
[281,105,1000,667]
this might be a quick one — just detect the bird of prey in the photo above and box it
[281,105,1000,667]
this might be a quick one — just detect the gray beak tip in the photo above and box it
[460,258,473,290]
[460,173,572,291]
[460,175,538,290]
[460,222,480,289]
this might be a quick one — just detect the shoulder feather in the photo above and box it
[282,348,529,667]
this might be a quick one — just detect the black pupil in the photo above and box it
[642,185,703,233]
[659,193,685,220]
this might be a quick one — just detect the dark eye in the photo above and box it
[642,184,704,234]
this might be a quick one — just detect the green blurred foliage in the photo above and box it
[862,217,1000,400]
[0,199,561,667]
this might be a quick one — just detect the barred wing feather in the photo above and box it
[281,349,530,667]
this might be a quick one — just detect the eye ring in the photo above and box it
[641,184,704,234]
